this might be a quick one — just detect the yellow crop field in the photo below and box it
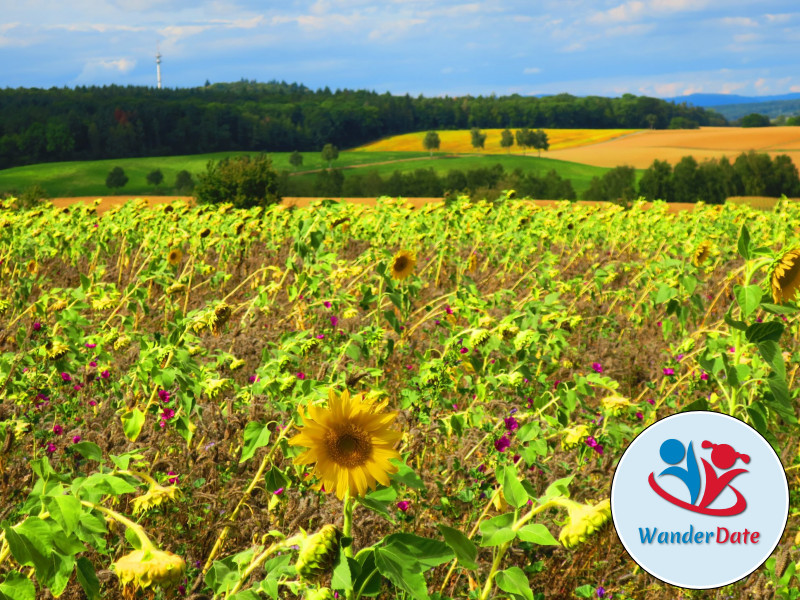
[354,128,640,154]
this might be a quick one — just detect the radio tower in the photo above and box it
[156,46,162,89]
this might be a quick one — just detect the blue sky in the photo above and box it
[2,0,799,98]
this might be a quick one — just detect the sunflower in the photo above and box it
[692,241,713,267]
[290,388,402,499]
[27,260,38,275]
[167,247,183,266]
[390,250,416,281]
[771,249,800,304]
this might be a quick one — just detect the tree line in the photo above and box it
[280,164,576,201]
[584,151,800,204]
[0,81,726,169]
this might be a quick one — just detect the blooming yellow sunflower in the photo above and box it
[692,241,713,268]
[167,247,183,266]
[390,250,416,281]
[290,388,402,499]
[771,249,800,304]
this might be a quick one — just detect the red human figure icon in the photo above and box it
[698,441,750,509]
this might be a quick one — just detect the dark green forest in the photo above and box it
[0,80,727,169]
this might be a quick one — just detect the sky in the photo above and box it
[2,0,800,99]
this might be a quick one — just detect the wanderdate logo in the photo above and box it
[611,412,788,589]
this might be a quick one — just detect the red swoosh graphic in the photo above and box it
[648,472,747,516]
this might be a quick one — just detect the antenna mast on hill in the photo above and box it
[156,45,162,89]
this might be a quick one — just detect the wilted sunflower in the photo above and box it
[771,249,800,304]
[167,247,183,266]
[390,250,416,281]
[290,388,402,499]
[692,241,713,267]
[27,260,38,275]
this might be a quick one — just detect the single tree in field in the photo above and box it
[174,170,194,194]
[500,129,514,153]
[106,166,128,194]
[515,128,532,155]
[470,128,487,151]
[146,168,164,188]
[289,150,304,170]
[321,144,339,168]
[532,129,549,157]
[423,131,440,157]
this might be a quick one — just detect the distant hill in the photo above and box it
[665,93,800,121]
[665,93,800,107]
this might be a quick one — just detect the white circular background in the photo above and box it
[611,411,788,589]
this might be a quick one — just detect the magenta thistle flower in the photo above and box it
[316,334,325,339]
[460,347,468,354]
[700,372,709,381]
[100,370,110,379]
[663,367,675,376]
[594,444,604,455]
[324,301,332,308]
[167,471,179,484]
[494,435,511,453]
[504,416,519,431]
[330,315,339,327]
[296,372,306,379]
[636,412,643,420]
[89,361,97,367]
[61,372,72,382]
[53,424,63,435]
[592,362,603,373]
[445,305,453,315]
[45,442,57,454]
[158,389,170,403]
[586,436,598,448]
[89,400,97,407]
[33,322,42,331]
[274,487,284,496]
[85,343,97,349]
[72,435,82,443]
[396,500,411,512]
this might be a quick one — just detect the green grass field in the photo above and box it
[0,150,626,198]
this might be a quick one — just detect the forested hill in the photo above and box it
[0,81,727,169]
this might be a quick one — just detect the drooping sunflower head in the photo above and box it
[557,498,611,549]
[112,548,185,591]
[27,260,38,275]
[390,250,416,281]
[771,249,800,304]
[132,484,182,514]
[692,241,713,268]
[167,247,183,266]
[290,388,402,499]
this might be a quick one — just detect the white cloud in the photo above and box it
[754,77,767,90]
[590,1,645,24]
[605,23,655,36]
[764,13,793,24]
[367,17,425,41]
[720,81,746,94]
[100,58,136,73]
[733,33,758,43]
[561,41,584,52]
[720,17,758,27]
[791,85,800,93]
[523,67,541,74]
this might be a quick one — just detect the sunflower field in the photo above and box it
[2,195,800,600]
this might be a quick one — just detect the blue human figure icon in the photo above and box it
[658,438,701,505]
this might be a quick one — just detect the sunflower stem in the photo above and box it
[343,492,355,559]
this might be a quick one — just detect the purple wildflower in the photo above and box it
[274,487,284,496]
[85,343,96,349]
[460,347,468,354]
[89,361,97,367]
[586,437,598,448]
[592,362,603,373]
[45,442,57,454]
[53,424,63,435]
[167,471,179,485]
[636,412,643,420]
[397,500,411,512]
[100,370,110,379]
[324,301,332,308]
[494,435,511,453]
[72,435,82,443]
[597,586,606,598]
[296,372,306,379]
[504,416,519,432]
[330,315,339,327]
[663,367,675,376]
[700,372,709,381]
[61,372,72,382]
[445,305,453,315]
[33,322,42,331]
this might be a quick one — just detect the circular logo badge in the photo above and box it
[611,411,788,589]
